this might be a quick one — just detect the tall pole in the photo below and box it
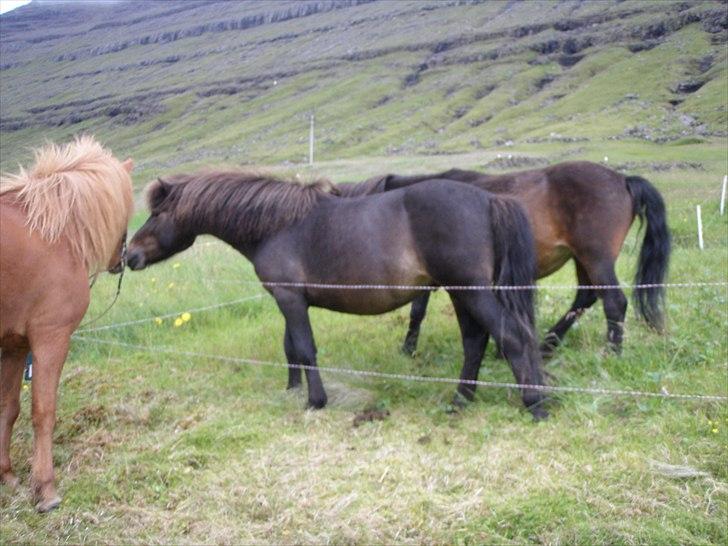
[309,113,314,166]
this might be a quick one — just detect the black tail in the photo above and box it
[488,196,538,339]
[626,175,671,330]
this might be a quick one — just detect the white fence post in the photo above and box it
[309,113,314,166]
[696,205,704,250]
[720,175,726,215]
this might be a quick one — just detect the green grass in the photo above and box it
[1,0,727,541]
[1,145,726,544]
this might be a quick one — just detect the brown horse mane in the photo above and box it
[336,174,387,197]
[148,169,340,241]
[0,135,133,274]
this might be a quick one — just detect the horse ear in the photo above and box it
[121,158,134,173]
[146,177,171,209]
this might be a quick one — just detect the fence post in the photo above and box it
[696,205,704,250]
[309,113,314,166]
[720,175,726,215]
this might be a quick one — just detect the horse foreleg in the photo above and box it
[28,333,69,512]
[450,297,489,405]
[541,263,597,357]
[284,324,302,389]
[0,348,26,489]
[275,294,327,409]
[401,291,431,356]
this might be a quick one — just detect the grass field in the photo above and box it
[1,139,726,544]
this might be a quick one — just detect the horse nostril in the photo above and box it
[126,250,145,270]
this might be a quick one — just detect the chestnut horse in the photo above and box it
[340,161,671,356]
[0,137,133,512]
[126,171,548,419]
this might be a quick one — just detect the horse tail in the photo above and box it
[626,175,671,331]
[488,196,538,339]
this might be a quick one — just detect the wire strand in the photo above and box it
[73,336,728,402]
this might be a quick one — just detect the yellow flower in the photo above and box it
[173,263,181,269]
[154,317,163,325]
[174,318,183,327]
[712,428,719,434]
[151,277,157,283]
[168,282,175,289]
[181,312,191,322]
[22,384,29,391]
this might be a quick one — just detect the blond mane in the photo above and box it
[0,135,134,274]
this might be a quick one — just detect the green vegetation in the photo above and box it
[0,0,726,543]
[1,143,727,544]
[1,1,726,183]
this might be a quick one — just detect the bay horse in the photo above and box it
[126,171,549,419]
[339,161,671,356]
[0,136,134,512]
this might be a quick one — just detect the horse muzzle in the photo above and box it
[126,249,147,271]
[108,261,125,274]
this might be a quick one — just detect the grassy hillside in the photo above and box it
[1,0,726,182]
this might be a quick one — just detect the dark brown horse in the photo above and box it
[0,137,133,512]
[340,161,671,356]
[126,171,549,418]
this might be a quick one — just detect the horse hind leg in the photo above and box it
[581,257,627,353]
[401,291,431,356]
[452,291,548,420]
[449,297,489,406]
[27,332,70,512]
[541,261,598,357]
[0,347,27,490]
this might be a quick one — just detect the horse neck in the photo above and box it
[178,205,254,255]
[176,181,319,256]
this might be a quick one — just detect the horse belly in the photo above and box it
[302,213,430,314]
[536,243,572,278]
[308,287,426,315]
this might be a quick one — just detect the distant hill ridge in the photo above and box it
[0,0,725,167]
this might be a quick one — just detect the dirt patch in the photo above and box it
[353,408,390,427]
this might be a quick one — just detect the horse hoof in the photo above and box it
[1,471,20,490]
[307,396,327,410]
[36,495,61,513]
[539,343,556,359]
[607,342,622,355]
[401,343,416,357]
[452,390,472,409]
[531,407,549,422]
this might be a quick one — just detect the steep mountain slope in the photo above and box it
[0,0,725,174]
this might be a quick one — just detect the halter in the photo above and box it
[79,231,127,328]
